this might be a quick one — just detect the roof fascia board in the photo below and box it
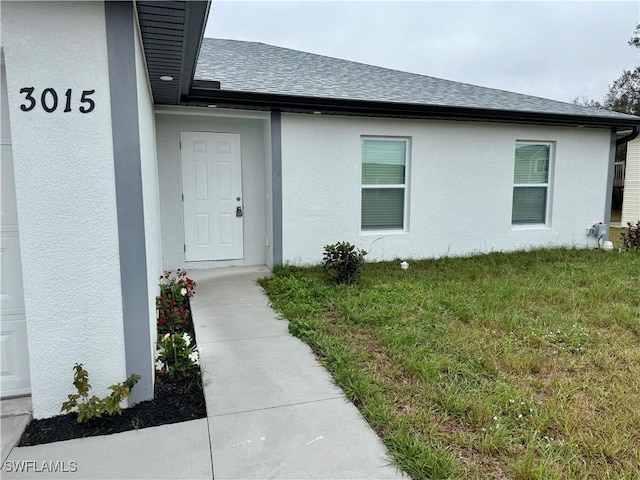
[187,87,640,129]
[155,104,270,120]
[179,1,210,100]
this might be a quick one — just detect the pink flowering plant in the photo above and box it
[156,295,189,336]
[156,269,196,336]
[159,269,196,304]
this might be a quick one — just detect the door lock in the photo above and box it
[236,206,243,217]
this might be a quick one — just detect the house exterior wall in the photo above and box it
[134,12,162,380]
[264,119,274,268]
[1,60,11,144]
[621,136,640,225]
[155,108,270,270]
[1,55,31,397]
[280,113,609,264]
[1,1,127,418]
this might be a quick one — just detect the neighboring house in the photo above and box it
[621,136,640,224]
[1,1,638,419]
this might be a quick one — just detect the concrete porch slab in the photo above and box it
[1,396,33,464]
[1,396,32,417]
[200,334,344,416]
[208,398,403,479]
[2,419,213,479]
[193,303,288,344]
[188,266,272,307]
[1,415,31,464]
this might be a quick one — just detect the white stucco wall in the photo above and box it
[281,113,610,264]
[264,120,274,268]
[621,137,640,225]
[1,1,126,418]
[0,57,11,145]
[134,12,162,379]
[155,107,270,269]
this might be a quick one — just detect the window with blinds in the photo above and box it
[361,138,409,231]
[512,142,552,225]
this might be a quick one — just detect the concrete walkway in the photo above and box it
[1,266,403,479]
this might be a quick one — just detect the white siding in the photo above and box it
[281,113,610,264]
[621,137,640,225]
[155,108,270,270]
[1,1,126,418]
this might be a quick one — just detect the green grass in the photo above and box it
[260,248,640,479]
[611,227,624,248]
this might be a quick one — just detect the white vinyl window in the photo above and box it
[361,138,409,231]
[512,142,553,225]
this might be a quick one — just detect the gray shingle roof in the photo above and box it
[195,38,637,122]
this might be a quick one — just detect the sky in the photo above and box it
[204,1,640,104]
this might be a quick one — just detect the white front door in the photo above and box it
[180,131,244,261]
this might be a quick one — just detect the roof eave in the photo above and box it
[186,87,640,129]
[179,1,210,100]
[136,1,210,105]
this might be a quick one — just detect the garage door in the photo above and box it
[1,58,30,397]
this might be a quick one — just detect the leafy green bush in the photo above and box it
[157,333,199,377]
[322,241,367,284]
[61,364,140,423]
[288,319,314,341]
[620,221,640,251]
[159,269,196,301]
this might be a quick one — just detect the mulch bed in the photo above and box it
[19,304,206,446]
[19,368,206,446]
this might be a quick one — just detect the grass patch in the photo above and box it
[610,227,625,248]
[261,248,640,479]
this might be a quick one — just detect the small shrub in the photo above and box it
[323,241,367,284]
[288,319,314,341]
[160,269,197,299]
[156,295,190,336]
[620,221,640,251]
[61,364,140,423]
[156,269,197,335]
[157,333,199,377]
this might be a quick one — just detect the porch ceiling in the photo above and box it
[135,0,210,105]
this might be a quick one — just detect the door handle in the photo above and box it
[236,206,243,217]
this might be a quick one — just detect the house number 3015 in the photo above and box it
[19,87,95,114]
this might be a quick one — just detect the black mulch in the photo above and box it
[19,303,206,447]
[18,367,206,447]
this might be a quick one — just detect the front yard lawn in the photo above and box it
[260,248,640,479]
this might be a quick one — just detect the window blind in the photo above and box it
[362,189,405,230]
[514,144,549,184]
[512,143,551,225]
[512,187,547,224]
[362,140,406,184]
[361,139,407,230]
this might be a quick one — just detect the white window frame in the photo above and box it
[360,136,411,234]
[512,141,554,228]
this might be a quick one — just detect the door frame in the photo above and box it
[180,130,244,262]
